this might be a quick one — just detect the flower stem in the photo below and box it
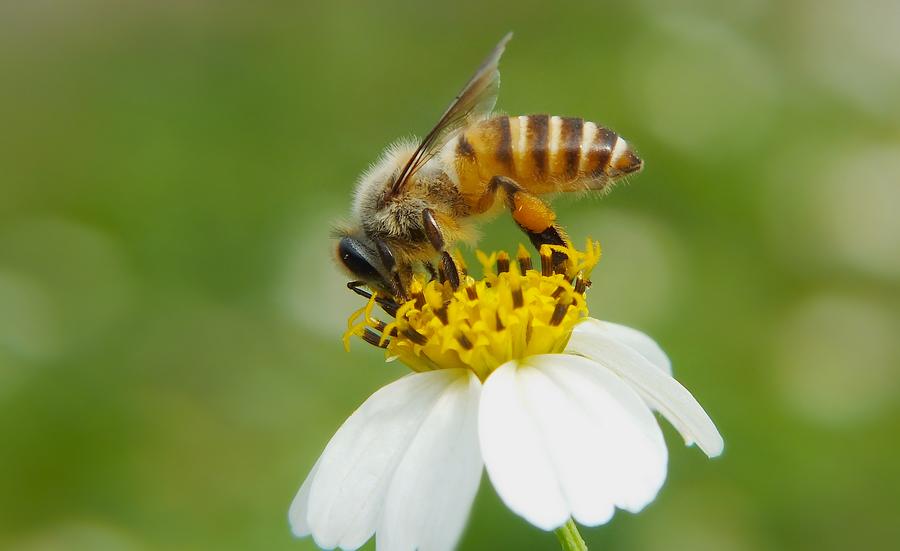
[554,518,588,551]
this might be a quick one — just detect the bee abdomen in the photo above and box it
[453,115,643,195]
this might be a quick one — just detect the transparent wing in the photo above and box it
[388,32,513,198]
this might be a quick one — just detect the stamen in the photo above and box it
[512,288,524,308]
[344,239,602,378]
[434,306,449,325]
[550,303,569,326]
[510,269,524,308]
[457,333,474,350]
[402,328,428,345]
[574,276,586,294]
[466,278,478,300]
[540,246,553,276]
[497,251,510,274]
[550,294,574,327]
[362,328,390,348]
[517,243,533,273]
[413,288,426,310]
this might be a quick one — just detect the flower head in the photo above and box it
[291,240,723,551]
[346,241,598,380]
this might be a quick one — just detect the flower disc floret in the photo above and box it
[345,241,601,381]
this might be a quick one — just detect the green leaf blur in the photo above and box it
[1,1,898,550]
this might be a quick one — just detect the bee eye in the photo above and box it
[338,237,388,285]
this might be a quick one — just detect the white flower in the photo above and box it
[290,318,723,551]
[290,242,723,551]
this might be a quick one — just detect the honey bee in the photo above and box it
[335,33,642,301]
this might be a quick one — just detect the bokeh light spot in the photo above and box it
[2,521,146,551]
[565,209,686,329]
[632,485,766,551]
[278,212,364,340]
[763,142,900,280]
[0,268,59,361]
[0,217,135,357]
[626,16,778,160]
[637,0,773,25]
[771,293,900,427]
[816,146,900,279]
[794,0,900,118]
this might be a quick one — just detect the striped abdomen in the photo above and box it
[449,115,642,199]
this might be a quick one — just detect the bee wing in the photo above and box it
[388,32,513,198]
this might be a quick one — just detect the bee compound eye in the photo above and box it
[338,237,387,284]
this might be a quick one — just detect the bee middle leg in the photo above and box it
[483,175,570,272]
[422,208,445,252]
[423,252,462,291]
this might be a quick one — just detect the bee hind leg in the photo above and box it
[517,222,570,275]
[485,175,570,273]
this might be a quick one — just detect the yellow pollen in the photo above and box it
[344,239,601,381]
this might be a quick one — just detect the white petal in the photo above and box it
[304,369,475,550]
[572,319,672,375]
[478,361,569,530]
[378,371,484,551]
[566,324,724,458]
[479,355,668,531]
[288,456,321,537]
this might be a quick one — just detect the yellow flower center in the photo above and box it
[344,240,601,381]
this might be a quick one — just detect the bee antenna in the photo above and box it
[347,281,373,299]
[347,281,400,318]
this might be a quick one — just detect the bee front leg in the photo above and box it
[372,237,410,302]
[485,175,570,272]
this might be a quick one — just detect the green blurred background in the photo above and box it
[1,0,899,550]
